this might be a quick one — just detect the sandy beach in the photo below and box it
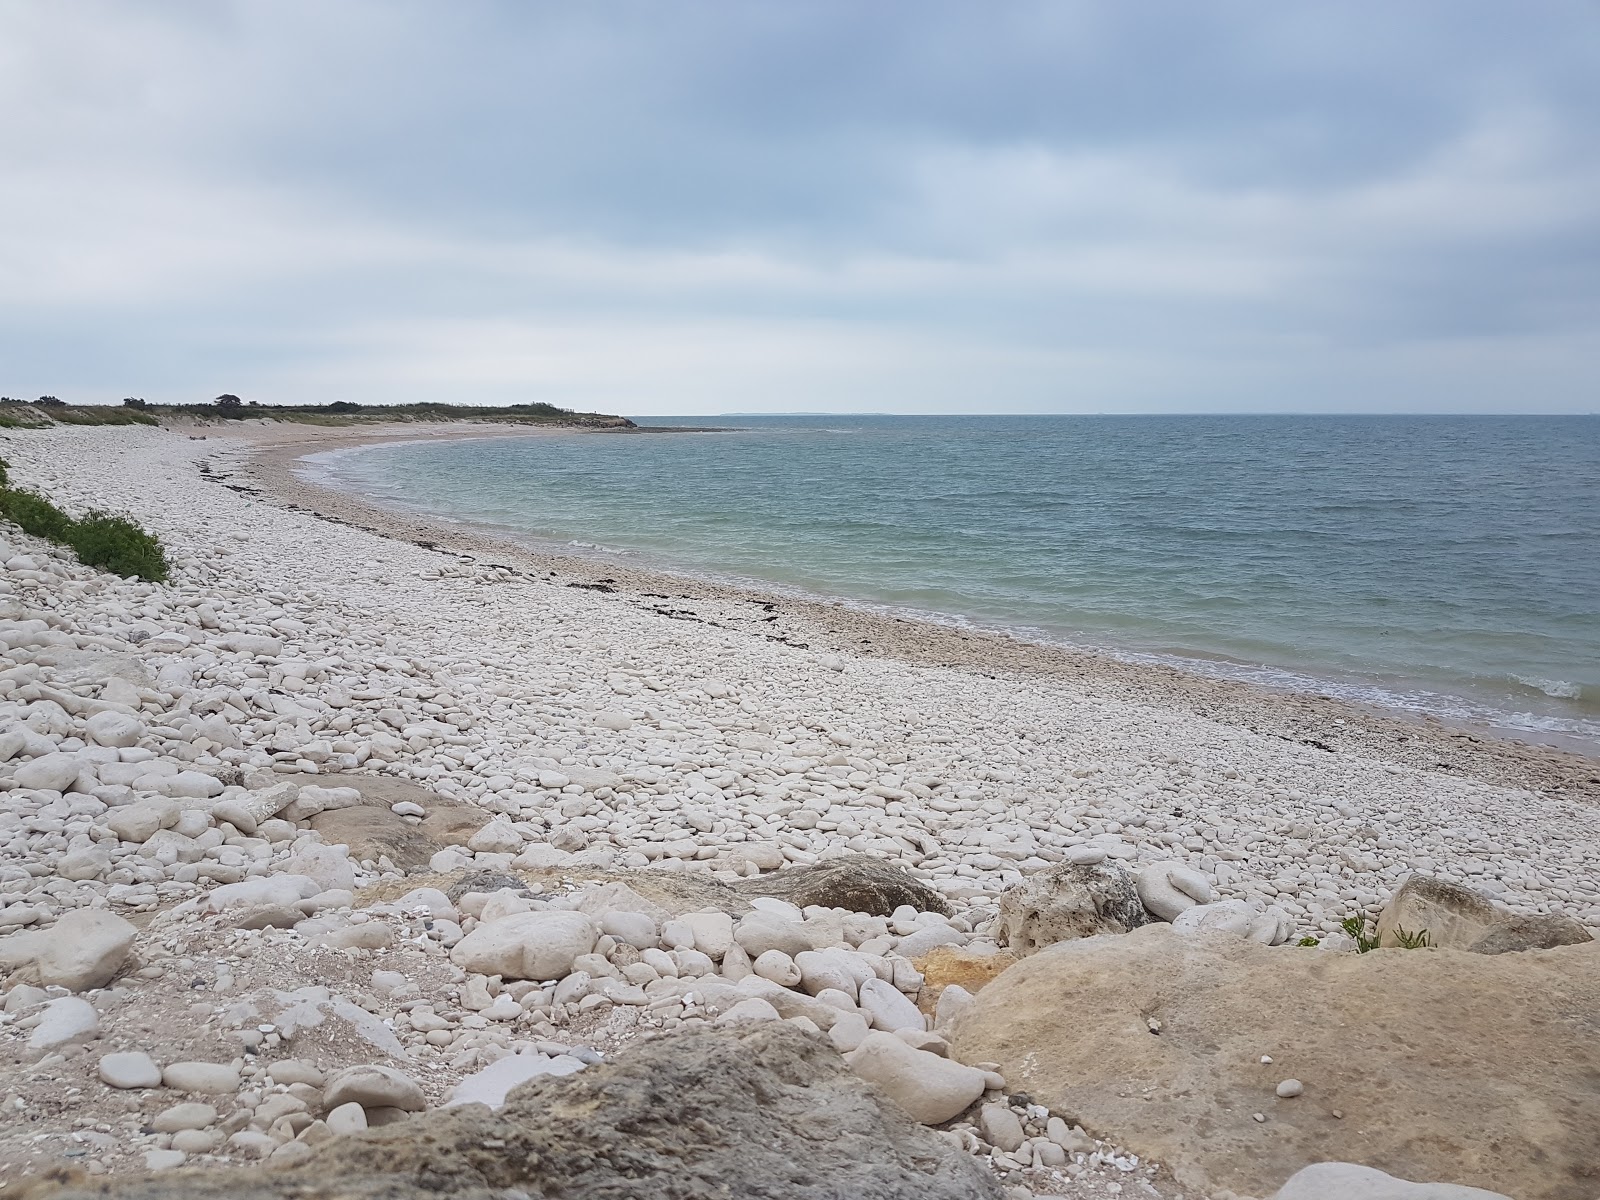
[2,418,1597,1199]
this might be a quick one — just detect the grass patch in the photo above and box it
[0,468,169,582]
[66,511,170,582]
[0,488,77,541]
[51,407,160,426]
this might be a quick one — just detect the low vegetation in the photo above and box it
[0,458,169,582]
[1341,914,1430,952]
[0,396,632,429]
[65,510,171,580]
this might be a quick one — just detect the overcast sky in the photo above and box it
[3,2,1597,415]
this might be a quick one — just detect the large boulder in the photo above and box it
[28,1025,1002,1200]
[992,861,1151,954]
[449,910,597,981]
[1376,874,1593,954]
[951,923,1600,1200]
[735,854,951,917]
[0,909,136,992]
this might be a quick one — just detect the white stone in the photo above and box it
[28,996,100,1050]
[715,997,783,1024]
[106,799,177,844]
[752,950,802,987]
[844,1032,986,1124]
[324,1064,426,1112]
[14,752,84,792]
[31,909,137,991]
[85,710,145,749]
[162,1061,242,1094]
[468,819,523,854]
[934,984,975,1029]
[680,910,736,960]
[1136,861,1216,922]
[99,1051,162,1089]
[450,910,598,982]
[153,1103,218,1132]
[444,1053,586,1109]
[325,1102,369,1135]
[978,1102,1025,1152]
[1271,1163,1511,1199]
[858,977,926,1033]
[600,910,657,949]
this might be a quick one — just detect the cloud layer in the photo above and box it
[3,1,1597,413]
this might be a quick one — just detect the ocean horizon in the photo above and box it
[302,413,1600,755]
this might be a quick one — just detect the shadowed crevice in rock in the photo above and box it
[28,1024,1003,1200]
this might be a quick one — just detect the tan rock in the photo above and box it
[913,945,1016,1013]
[1376,874,1593,954]
[951,923,1600,1200]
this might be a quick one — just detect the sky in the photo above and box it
[2,2,1598,416]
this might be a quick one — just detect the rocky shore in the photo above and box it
[1,422,1596,1200]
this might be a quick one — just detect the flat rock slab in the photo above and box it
[29,1025,1001,1200]
[309,775,488,869]
[951,923,1600,1200]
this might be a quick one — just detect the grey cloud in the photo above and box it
[1,1,1597,411]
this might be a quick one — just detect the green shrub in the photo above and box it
[0,457,8,487]
[0,488,76,541]
[66,511,169,582]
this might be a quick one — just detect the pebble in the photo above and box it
[153,1103,219,1133]
[98,1051,163,1089]
[162,1062,242,1094]
[1276,1078,1305,1099]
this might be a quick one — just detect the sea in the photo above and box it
[300,414,1600,754]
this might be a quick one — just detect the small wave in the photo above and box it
[567,540,626,555]
[1511,675,1585,701]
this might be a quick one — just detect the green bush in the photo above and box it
[0,457,8,487]
[0,488,76,541]
[65,511,170,582]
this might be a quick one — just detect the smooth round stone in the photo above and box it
[1276,1078,1305,1099]
[162,1061,242,1094]
[1066,846,1108,866]
[143,1149,187,1171]
[323,1064,426,1112]
[98,1051,162,1089]
[170,1128,219,1154]
[153,1102,218,1132]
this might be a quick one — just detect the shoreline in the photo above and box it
[228,419,1600,804]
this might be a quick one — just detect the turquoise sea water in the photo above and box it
[303,415,1600,753]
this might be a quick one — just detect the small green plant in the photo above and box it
[66,511,170,582]
[1297,936,1320,947]
[0,456,8,487]
[1341,915,1430,952]
[1341,915,1382,953]
[0,488,76,541]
